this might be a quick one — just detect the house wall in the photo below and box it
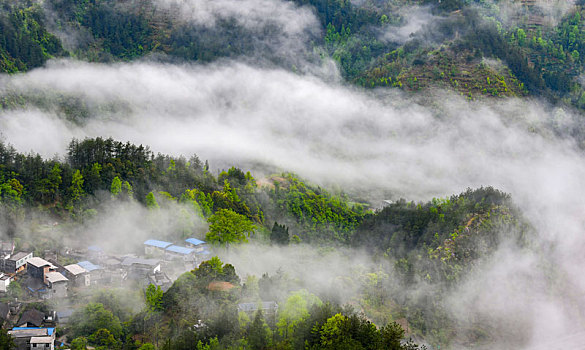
[0,277,10,292]
[28,265,45,280]
[49,282,67,299]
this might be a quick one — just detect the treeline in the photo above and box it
[0,0,65,72]
[62,257,426,350]
[0,138,366,244]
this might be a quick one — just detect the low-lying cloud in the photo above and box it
[1,58,585,347]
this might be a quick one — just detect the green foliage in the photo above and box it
[206,209,256,245]
[70,337,88,350]
[246,310,272,350]
[110,176,122,197]
[7,281,22,299]
[0,1,65,73]
[270,222,290,245]
[270,174,365,241]
[146,192,159,209]
[277,289,322,339]
[145,284,164,312]
[70,302,123,340]
[0,328,15,350]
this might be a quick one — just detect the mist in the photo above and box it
[1,44,585,350]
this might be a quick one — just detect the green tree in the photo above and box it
[138,343,155,350]
[247,310,272,350]
[70,337,88,350]
[69,170,85,203]
[0,328,15,350]
[145,284,163,312]
[110,176,122,198]
[206,209,255,245]
[517,28,526,46]
[277,290,322,339]
[7,281,22,299]
[270,222,289,245]
[70,303,122,339]
[146,192,159,209]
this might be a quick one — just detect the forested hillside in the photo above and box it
[1,0,583,349]
[5,0,585,108]
[0,137,533,348]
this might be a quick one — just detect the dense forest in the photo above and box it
[5,0,585,109]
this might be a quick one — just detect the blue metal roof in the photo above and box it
[144,239,173,248]
[88,245,102,252]
[165,245,195,255]
[77,261,101,271]
[12,327,55,336]
[185,238,206,246]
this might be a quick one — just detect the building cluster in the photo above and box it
[0,237,210,349]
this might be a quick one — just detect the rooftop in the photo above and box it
[121,257,160,267]
[238,302,278,312]
[9,251,31,262]
[87,245,103,252]
[27,257,53,268]
[17,309,45,327]
[166,245,195,255]
[45,272,68,284]
[77,261,101,272]
[185,238,206,246]
[64,264,88,275]
[144,239,173,249]
[30,336,54,344]
[9,327,54,337]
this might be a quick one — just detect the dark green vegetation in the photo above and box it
[6,0,585,109]
[0,138,530,347]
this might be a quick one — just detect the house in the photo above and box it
[121,257,161,280]
[55,309,74,324]
[238,302,278,323]
[0,242,14,259]
[26,257,55,282]
[3,252,33,274]
[0,273,12,292]
[63,264,90,287]
[185,238,207,252]
[8,327,55,350]
[17,309,45,328]
[87,245,104,260]
[165,245,196,262]
[144,240,172,257]
[30,336,54,350]
[77,261,103,285]
[237,301,278,314]
[147,272,172,292]
[45,272,68,298]
[195,249,211,265]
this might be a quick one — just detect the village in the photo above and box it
[0,236,212,349]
